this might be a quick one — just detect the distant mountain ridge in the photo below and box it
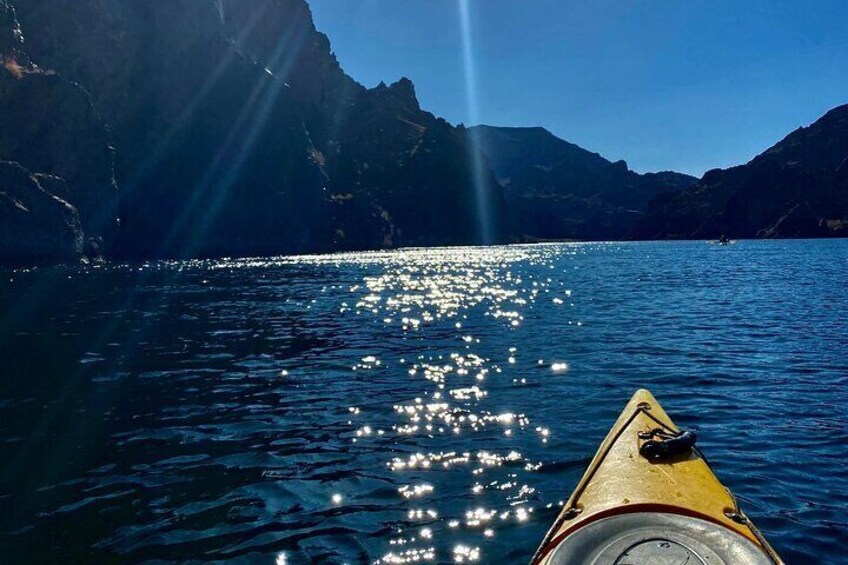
[469,125,697,240]
[634,104,848,239]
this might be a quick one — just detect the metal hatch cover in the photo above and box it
[546,512,773,565]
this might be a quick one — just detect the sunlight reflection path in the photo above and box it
[326,246,574,563]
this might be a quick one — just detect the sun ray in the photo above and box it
[458,0,493,245]
[158,18,312,258]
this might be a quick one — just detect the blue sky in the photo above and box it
[308,0,847,176]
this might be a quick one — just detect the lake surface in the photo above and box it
[0,240,846,564]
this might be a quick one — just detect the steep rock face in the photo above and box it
[469,125,696,240]
[0,0,117,255]
[635,105,848,239]
[219,0,362,149]
[322,80,507,248]
[0,161,82,265]
[220,1,507,248]
[12,0,329,259]
[6,0,507,262]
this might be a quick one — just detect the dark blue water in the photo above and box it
[0,240,846,564]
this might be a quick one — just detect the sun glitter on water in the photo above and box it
[317,245,578,563]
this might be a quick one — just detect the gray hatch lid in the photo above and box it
[546,512,773,565]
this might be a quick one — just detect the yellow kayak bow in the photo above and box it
[532,389,782,564]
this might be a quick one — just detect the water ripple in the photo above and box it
[0,241,846,563]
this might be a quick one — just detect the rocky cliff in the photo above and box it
[634,105,848,239]
[469,125,697,240]
[1,0,845,266]
[0,0,116,263]
[1,0,506,265]
[220,0,507,248]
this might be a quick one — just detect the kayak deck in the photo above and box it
[533,389,781,564]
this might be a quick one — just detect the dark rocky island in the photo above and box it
[0,0,845,266]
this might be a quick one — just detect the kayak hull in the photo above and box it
[533,389,781,564]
